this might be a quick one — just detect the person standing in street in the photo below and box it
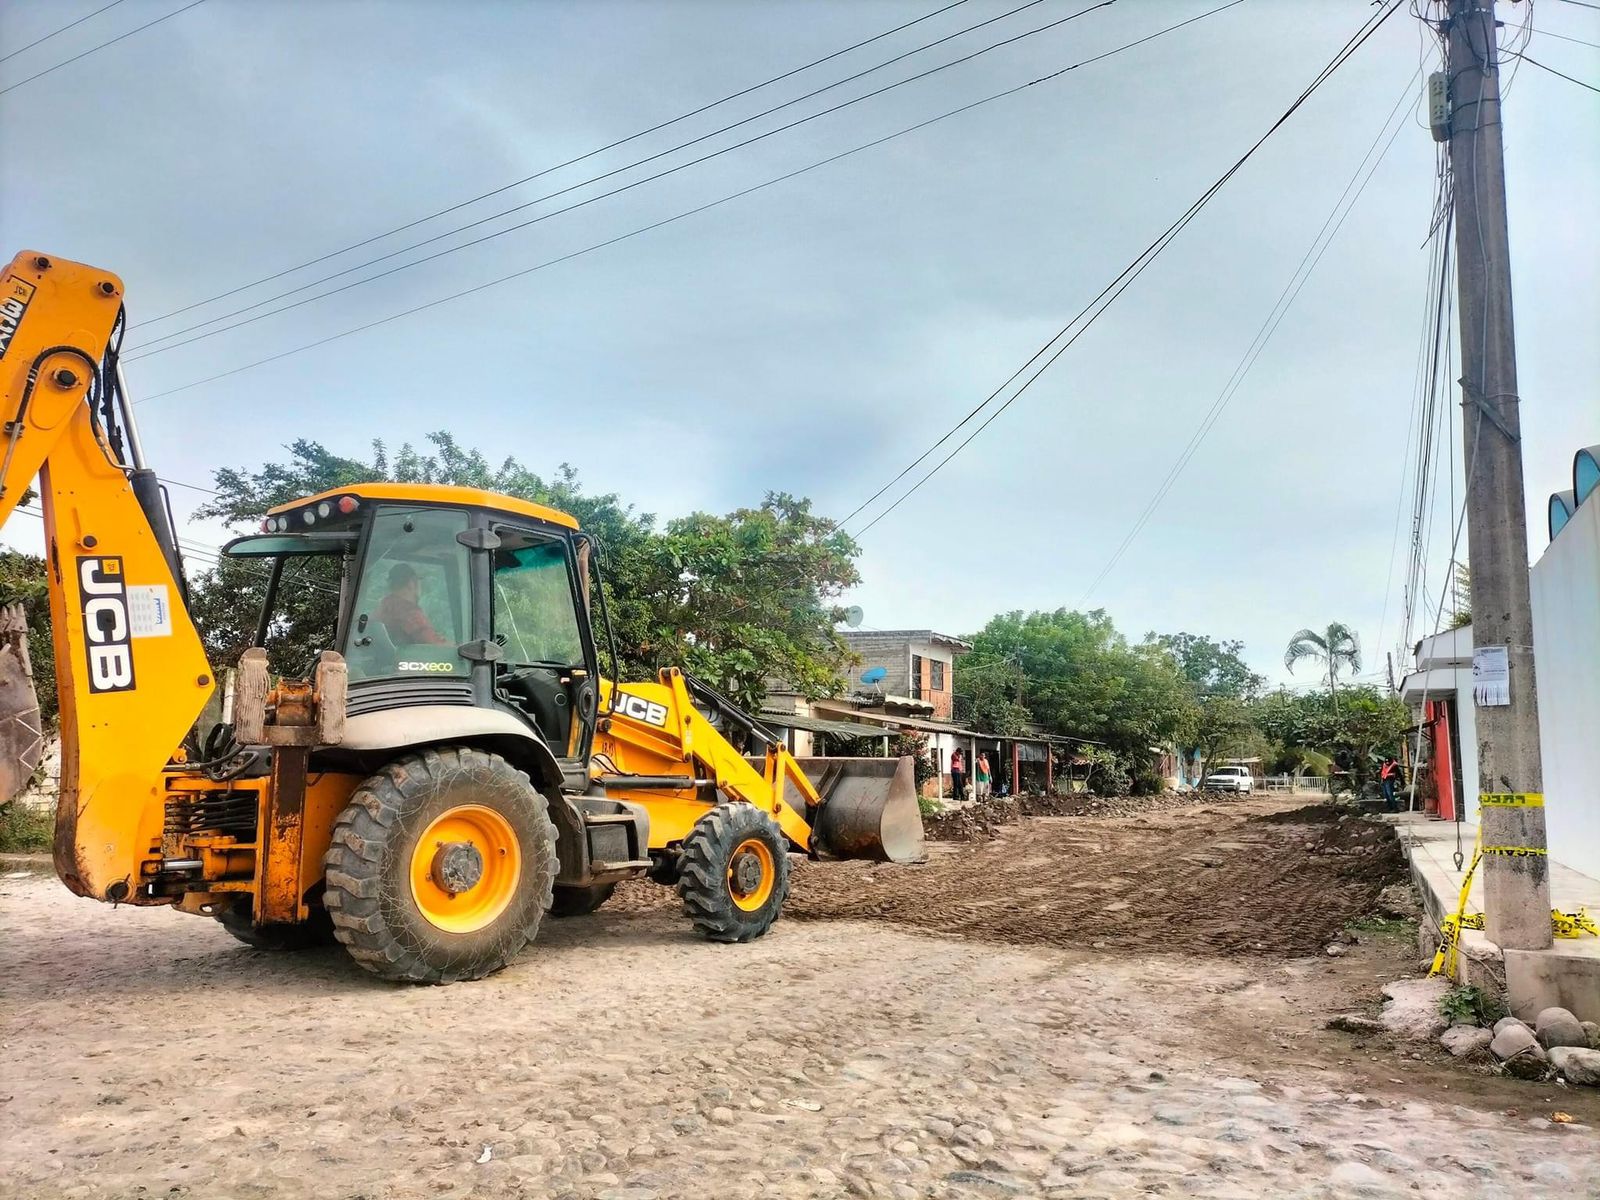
[1379,757,1401,812]
[976,752,991,800]
[950,747,967,803]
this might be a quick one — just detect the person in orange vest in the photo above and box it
[1379,757,1402,812]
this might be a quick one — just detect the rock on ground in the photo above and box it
[1375,882,1421,919]
[1440,1026,1493,1058]
[1490,1022,1539,1061]
[1379,977,1450,1042]
[1584,1021,1600,1051]
[1549,1046,1600,1087]
[1493,1016,1530,1037]
[1535,1006,1587,1050]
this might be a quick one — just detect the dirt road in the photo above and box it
[2,799,1596,1199]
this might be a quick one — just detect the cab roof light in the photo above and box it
[337,495,359,514]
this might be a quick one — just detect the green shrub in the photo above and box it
[1439,984,1507,1027]
[0,802,52,854]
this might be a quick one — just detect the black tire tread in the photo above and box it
[676,802,789,943]
[549,882,616,917]
[322,746,557,983]
[215,900,335,951]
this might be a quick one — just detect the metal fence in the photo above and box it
[1261,775,1330,794]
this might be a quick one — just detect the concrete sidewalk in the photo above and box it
[1390,811,1600,1022]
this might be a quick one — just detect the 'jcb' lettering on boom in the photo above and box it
[0,277,35,360]
[616,692,669,727]
[78,556,135,693]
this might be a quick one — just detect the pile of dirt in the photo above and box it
[923,789,1245,841]
[786,797,1411,958]
[1250,803,1407,887]
[1253,803,1350,825]
[604,798,1410,959]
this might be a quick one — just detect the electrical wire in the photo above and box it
[133,1,1240,407]
[124,0,1119,359]
[133,0,979,327]
[1500,22,1599,50]
[0,0,207,97]
[1505,49,1600,91]
[1079,69,1422,601]
[844,0,1405,540]
[0,0,128,65]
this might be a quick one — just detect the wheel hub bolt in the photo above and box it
[732,851,763,894]
[431,842,484,895]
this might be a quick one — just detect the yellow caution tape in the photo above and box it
[1481,845,1548,857]
[1478,792,1544,808]
[1553,909,1599,940]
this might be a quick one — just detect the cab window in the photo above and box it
[345,508,471,682]
[492,532,584,666]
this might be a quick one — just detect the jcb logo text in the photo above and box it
[78,556,135,693]
[616,692,669,727]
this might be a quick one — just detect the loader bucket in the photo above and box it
[795,755,925,864]
[0,602,43,805]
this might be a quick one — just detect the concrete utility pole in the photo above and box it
[1443,0,1552,950]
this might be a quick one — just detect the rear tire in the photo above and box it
[215,899,335,951]
[323,747,557,983]
[549,883,616,917]
[677,803,789,943]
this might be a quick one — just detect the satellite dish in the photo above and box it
[861,666,887,686]
[843,605,864,628]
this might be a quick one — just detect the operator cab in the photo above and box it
[223,484,602,771]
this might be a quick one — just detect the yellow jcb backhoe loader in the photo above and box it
[0,250,923,982]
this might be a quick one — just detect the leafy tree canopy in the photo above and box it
[1150,631,1264,700]
[187,433,859,709]
[960,609,1197,758]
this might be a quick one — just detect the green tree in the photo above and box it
[1191,694,1255,786]
[963,609,1197,774]
[1284,621,1361,704]
[186,433,858,708]
[0,550,54,729]
[1151,632,1264,700]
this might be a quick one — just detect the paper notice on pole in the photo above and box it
[1472,644,1510,706]
[127,584,173,638]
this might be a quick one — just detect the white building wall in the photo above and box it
[1531,494,1600,875]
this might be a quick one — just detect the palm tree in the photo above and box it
[1284,622,1361,704]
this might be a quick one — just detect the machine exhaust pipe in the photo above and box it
[794,756,925,864]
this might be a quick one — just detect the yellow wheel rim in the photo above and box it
[408,804,522,934]
[727,837,776,912]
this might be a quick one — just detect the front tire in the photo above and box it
[215,898,336,951]
[323,747,557,983]
[677,803,789,943]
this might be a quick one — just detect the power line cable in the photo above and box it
[1553,0,1600,11]
[844,0,1404,540]
[1080,69,1420,601]
[125,0,1118,358]
[0,0,207,97]
[1500,21,1600,49]
[134,1,1239,406]
[134,0,978,328]
[0,0,128,64]
[1506,48,1600,91]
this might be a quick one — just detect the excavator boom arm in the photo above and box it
[0,252,215,900]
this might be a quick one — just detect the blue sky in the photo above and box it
[2,0,1595,688]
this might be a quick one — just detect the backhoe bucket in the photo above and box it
[0,603,44,805]
[796,756,925,864]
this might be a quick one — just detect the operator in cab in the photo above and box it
[376,563,447,646]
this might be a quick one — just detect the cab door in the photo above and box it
[487,525,599,767]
